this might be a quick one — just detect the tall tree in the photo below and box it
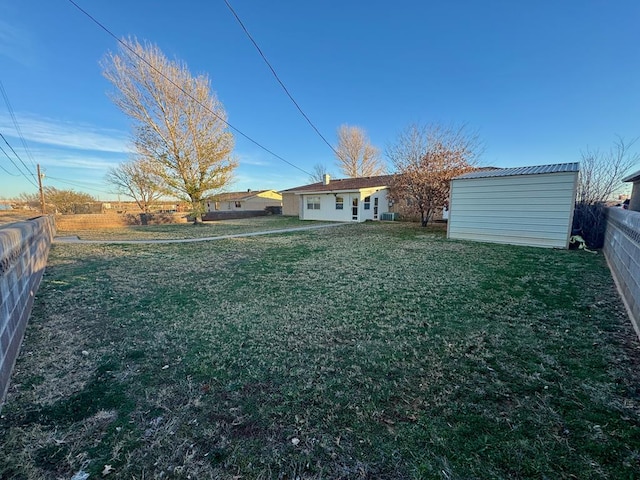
[387,123,480,226]
[106,158,164,214]
[101,38,237,223]
[335,125,386,178]
[573,136,639,247]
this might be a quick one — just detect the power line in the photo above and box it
[0,154,21,177]
[0,79,38,171]
[65,0,312,176]
[0,130,38,183]
[223,0,340,159]
[0,135,38,188]
[46,175,115,195]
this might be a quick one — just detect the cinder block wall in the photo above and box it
[604,208,640,339]
[0,216,55,405]
[55,212,187,230]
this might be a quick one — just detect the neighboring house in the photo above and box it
[622,169,640,212]
[206,190,282,212]
[447,162,579,248]
[281,174,393,222]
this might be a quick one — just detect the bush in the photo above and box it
[572,202,606,248]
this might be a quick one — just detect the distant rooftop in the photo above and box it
[454,162,580,180]
[208,190,277,201]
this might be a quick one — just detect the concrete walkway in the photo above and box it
[54,222,347,245]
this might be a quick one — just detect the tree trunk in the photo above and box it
[191,197,204,224]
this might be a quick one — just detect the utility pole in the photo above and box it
[37,163,46,214]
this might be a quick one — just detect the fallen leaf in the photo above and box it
[102,464,113,475]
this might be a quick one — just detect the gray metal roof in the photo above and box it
[454,162,580,180]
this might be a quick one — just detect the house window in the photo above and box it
[364,196,371,210]
[235,201,242,208]
[307,196,321,210]
[335,196,344,210]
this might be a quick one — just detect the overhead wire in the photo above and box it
[65,0,312,176]
[222,0,340,158]
[46,175,115,195]
[0,146,22,176]
[0,133,39,188]
[0,79,38,171]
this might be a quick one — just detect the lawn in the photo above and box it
[56,216,332,241]
[1,220,639,479]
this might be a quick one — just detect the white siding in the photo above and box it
[447,171,578,248]
[299,189,388,222]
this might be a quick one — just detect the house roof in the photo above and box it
[282,175,394,194]
[454,162,580,180]
[209,190,278,202]
[622,169,640,183]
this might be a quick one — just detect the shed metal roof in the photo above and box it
[622,169,640,183]
[454,162,579,180]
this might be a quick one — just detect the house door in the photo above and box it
[352,198,358,221]
[374,197,379,220]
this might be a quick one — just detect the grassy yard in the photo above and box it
[56,216,332,241]
[0,210,37,225]
[1,220,639,479]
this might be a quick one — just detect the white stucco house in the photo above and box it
[447,162,579,248]
[281,174,393,222]
[206,190,282,213]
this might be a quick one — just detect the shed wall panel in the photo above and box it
[448,171,578,248]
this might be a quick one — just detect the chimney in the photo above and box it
[322,174,330,185]
[247,188,251,192]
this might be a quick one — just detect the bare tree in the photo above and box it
[574,136,639,247]
[387,123,480,226]
[101,38,238,223]
[106,158,164,214]
[308,163,332,183]
[577,136,639,204]
[335,125,386,178]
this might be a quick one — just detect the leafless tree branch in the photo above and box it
[335,125,386,178]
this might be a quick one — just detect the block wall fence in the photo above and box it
[54,212,187,230]
[0,216,55,406]
[604,208,640,339]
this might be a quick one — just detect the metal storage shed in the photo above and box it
[447,162,579,248]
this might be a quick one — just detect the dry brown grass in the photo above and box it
[56,216,332,241]
[0,210,39,225]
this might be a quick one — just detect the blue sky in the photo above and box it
[1,0,639,200]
